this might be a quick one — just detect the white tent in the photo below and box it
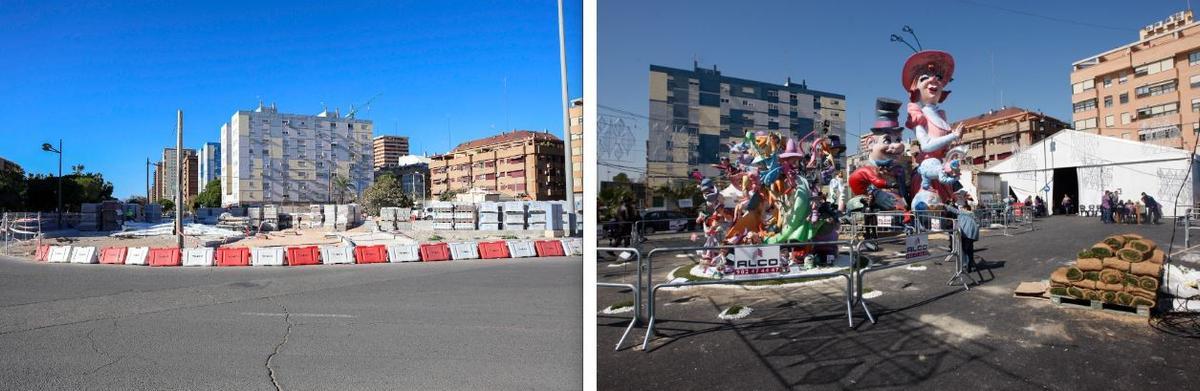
[984,129,1199,217]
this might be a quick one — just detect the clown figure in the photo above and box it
[848,98,910,214]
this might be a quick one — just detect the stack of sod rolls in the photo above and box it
[1048,234,1164,308]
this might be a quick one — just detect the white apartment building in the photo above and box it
[220,103,374,206]
[198,142,220,187]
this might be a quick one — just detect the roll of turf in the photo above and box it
[1090,245,1115,258]
[1077,258,1103,271]
[1072,280,1097,290]
[1101,291,1117,303]
[1131,296,1155,308]
[1099,269,1123,285]
[1049,287,1069,296]
[1084,271,1101,281]
[1067,286,1085,299]
[1138,276,1159,292]
[1117,248,1144,263]
[1050,267,1070,285]
[1130,261,1161,277]
[1066,267,1084,282]
[1116,292,1134,306]
[1102,258,1131,272]
[1103,236,1126,249]
[1095,281,1124,292]
[1145,249,1165,265]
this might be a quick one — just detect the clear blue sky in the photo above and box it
[0,0,582,199]
[598,0,1190,181]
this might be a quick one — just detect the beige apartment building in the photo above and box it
[1071,10,1200,150]
[429,130,566,200]
[372,135,410,169]
[150,148,198,207]
[569,98,583,196]
[952,107,1070,169]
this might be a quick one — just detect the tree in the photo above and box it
[437,189,462,202]
[331,174,354,204]
[598,184,633,221]
[0,169,26,212]
[362,173,414,215]
[22,171,114,212]
[193,179,221,209]
[613,172,631,184]
[125,196,148,205]
[157,198,174,212]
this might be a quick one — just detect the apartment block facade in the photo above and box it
[151,148,198,207]
[220,104,374,206]
[951,107,1070,169]
[428,130,566,200]
[198,142,220,187]
[1070,10,1200,150]
[569,98,583,196]
[647,63,846,189]
[372,135,410,169]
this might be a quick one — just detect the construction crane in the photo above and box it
[344,92,382,119]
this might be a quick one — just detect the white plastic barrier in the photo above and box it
[449,242,480,260]
[251,247,286,266]
[126,247,149,266]
[69,246,98,264]
[182,247,215,267]
[386,244,421,263]
[506,240,536,258]
[320,245,355,265]
[560,238,583,256]
[47,246,72,263]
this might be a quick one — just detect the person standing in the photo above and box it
[944,203,980,272]
[1142,192,1162,224]
[1061,194,1073,215]
[829,171,847,213]
[1101,190,1112,224]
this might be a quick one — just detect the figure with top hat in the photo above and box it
[848,97,910,215]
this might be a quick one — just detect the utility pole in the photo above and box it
[145,158,150,221]
[557,0,577,236]
[175,110,184,249]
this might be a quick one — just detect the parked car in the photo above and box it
[639,210,695,234]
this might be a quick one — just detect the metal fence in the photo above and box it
[597,208,1010,352]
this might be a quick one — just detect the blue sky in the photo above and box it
[0,0,582,199]
[598,0,1190,181]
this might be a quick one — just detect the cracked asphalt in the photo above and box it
[0,255,582,390]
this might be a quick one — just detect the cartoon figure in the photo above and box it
[902,50,965,211]
[848,98,909,213]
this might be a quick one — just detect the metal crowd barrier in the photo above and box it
[639,240,859,351]
[851,213,966,325]
[596,247,643,351]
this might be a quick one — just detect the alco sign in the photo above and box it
[729,246,785,279]
[905,233,930,259]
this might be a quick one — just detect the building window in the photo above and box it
[1139,125,1180,141]
[1136,102,1179,119]
[1103,76,1113,87]
[1193,98,1200,112]
[1118,71,1128,84]
[1073,117,1097,130]
[1134,57,1173,77]
[1191,74,1200,88]
[1103,96,1113,108]
[1121,112,1131,125]
[1119,93,1129,104]
[1135,80,1177,97]
[1071,79,1095,94]
[1191,51,1200,66]
[1072,99,1097,113]
[1105,115,1114,127]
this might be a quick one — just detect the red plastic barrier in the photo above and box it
[215,247,251,267]
[287,246,321,266]
[419,243,451,262]
[99,247,127,265]
[534,240,565,257]
[478,241,511,259]
[35,245,50,261]
[354,245,388,264]
[148,247,181,267]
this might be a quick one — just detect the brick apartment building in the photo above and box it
[1070,10,1200,150]
[429,130,566,200]
[151,148,198,207]
[372,135,410,169]
[569,98,583,196]
[951,107,1070,169]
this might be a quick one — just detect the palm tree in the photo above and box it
[332,174,353,204]
[598,185,633,221]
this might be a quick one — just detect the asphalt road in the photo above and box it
[598,216,1200,390]
[0,255,582,390]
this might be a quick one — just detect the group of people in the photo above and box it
[1099,190,1162,225]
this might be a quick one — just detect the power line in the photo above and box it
[953,0,1129,31]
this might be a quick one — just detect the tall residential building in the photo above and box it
[198,142,220,188]
[372,135,410,169]
[647,62,846,189]
[951,107,1070,169]
[151,148,198,207]
[1070,10,1200,150]
[428,130,565,200]
[220,103,374,206]
[569,98,583,196]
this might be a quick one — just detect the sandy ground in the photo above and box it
[3,218,567,259]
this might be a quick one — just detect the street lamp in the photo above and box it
[41,140,62,228]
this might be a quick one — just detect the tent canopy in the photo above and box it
[984,129,1198,217]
